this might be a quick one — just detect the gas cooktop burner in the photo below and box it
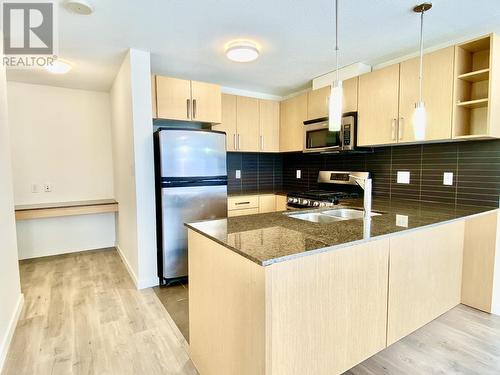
[287,190,360,209]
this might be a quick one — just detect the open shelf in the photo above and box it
[457,98,489,109]
[457,68,489,83]
[453,35,492,138]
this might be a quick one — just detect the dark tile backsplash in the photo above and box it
[281,139,500,208]
[228,139,500,208]
[227,153,283,194]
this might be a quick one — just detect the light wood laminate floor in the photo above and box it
[3,248,500,374]
[2,249,197,375]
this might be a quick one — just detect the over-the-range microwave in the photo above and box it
[303,112,357,153]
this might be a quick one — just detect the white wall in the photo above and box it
[7,82,116,259]
[110,49,157,289]
[0,34,23,372]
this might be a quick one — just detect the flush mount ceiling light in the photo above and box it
[225,40,260,62]
[412,2,432,141]
[44,59,72,74]
[64,0,94,15]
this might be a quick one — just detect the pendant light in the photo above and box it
[328,0,343,131]
[412,3,432,140]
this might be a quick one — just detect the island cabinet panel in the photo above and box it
[461,211,499,313]
[266,238,390,375]
[387,221,465,346]
[188,230,266,375]
[357,64,400,146]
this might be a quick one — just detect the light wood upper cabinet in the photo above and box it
[155,75,221,123]
[307,86,330,119]
[236,96,260,152]
[280,93,307,152]
[306,77,358,120]
[399,46,454,142]
[358,65,400,146]
[213,94,237,151]
[259,99,280,152]
[191,81,222,123]
[156,76,192,121]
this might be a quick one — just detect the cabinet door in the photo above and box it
[358,65,400,146]
[213,94,237,151]
[307,86,330,120]
[156,76,192,121]
[343,77,358,113]
[387,221,464,345]
[191,80,222,123]
[258,194,276,213]
[279,93,307,152]
[399,46,454,142]
[275,195,288,211]
[236,96,260,152]
[259,99,280,152]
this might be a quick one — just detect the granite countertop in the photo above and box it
[186,198,497,266]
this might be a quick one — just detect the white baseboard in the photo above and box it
[138,276,159,289]
[0,293,24,373]
[116,244,140,288]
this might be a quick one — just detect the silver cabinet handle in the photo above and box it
[235,201,250,205]
[192,99,197,119]
[260,135,264,150]
[237,134,241,150]
[186,99,191,119]
[398,117,404,140]
[233,134,237,151]
[391,118,397,141]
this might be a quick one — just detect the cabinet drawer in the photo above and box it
[228,196,259,211]
[228,208,260,217]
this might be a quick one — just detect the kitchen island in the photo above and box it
[185,199,500,375]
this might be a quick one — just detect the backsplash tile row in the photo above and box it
[227,153,283,194]
[281,139,500,208]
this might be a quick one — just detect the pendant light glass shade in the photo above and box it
[413,101,426,140]
[329,80,343,131]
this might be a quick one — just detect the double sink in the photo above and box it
[286,208,381,224]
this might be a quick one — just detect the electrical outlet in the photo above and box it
[397,171,410,184]
[43,183,52,192]
[296,170,301,179]
[396,214,409,228]
[443,172,453,186]
[31,184,40,193]
[235,170,241,179]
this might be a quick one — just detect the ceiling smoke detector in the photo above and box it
[64,0,94,15]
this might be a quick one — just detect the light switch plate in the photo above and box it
[296,170,301,179]
[235,170,241,179]
[397,171,410,184]
[443,172,453,186]
[396,214,409,228]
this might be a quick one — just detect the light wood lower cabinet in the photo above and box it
[228,194,283,217]
[461,211,500,313]
[275,195,287,211]
[279,93,307,152]
[387,221,465,345]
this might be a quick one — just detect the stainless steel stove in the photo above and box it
[286,171,369,210]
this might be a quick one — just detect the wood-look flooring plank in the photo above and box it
[2,248,197,375]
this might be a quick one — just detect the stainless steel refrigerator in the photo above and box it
[154,128,227,284]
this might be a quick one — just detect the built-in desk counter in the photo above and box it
[15,199,118,220]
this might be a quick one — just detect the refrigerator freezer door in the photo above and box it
[159,130,226,178]
[161,184,227,279]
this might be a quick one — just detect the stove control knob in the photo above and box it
[302,199,309,205]
[319,202,326,207]
[293,198,299,203]
[287,197,293,203]
[313,201,320,207]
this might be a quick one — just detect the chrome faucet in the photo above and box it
[349,174,372,219]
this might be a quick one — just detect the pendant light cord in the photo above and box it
[335,0,339,83]
[418,8,424,102]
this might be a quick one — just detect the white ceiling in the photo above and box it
[6,0,500,96]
